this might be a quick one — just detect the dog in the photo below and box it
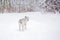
[18,16,29,31]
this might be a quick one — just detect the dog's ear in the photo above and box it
[25,16,29,18]
[25,16,27,18]
[25,16,28,18]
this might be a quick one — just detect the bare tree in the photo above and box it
[44,0,60,13]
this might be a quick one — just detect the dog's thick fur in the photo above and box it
[19,16,29,31]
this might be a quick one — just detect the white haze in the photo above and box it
[0,12,60,40]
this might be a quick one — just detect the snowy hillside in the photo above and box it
[0,12,60,40]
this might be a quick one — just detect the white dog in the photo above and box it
[19,16,29,31]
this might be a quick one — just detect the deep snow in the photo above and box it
[0,12,60,40]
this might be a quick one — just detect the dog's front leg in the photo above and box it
[25,23,27,30]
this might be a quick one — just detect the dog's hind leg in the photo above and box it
[22,25,25,31]
[19,24,21,31]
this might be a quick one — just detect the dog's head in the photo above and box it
[25,16,29,21]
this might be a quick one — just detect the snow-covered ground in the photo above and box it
[0,12,60,40]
